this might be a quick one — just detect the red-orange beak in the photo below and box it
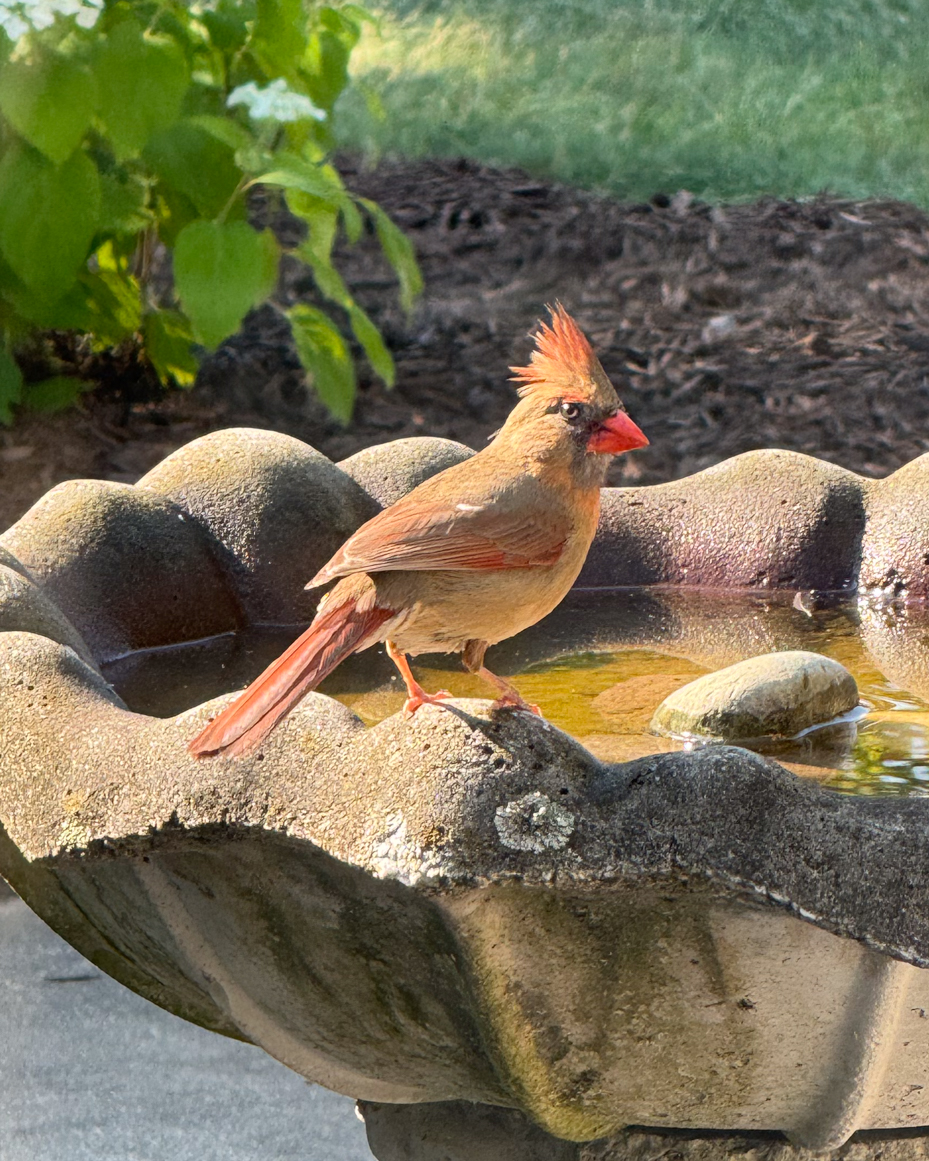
[587,410,649,455]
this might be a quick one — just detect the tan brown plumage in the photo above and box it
[189,305,648,758]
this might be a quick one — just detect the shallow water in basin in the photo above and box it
[101,588,929,797]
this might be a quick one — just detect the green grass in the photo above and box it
[334,0,929,205]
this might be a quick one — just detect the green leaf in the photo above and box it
[348,303,394,388]
[84,269,142,336]
[12,267,140,344]
[288,196,351,303]
[145,120,241,219]
[310,28,351,109]
[200,0,252,54]
[154,184,200,248]
[255,156,345,201]
[144,310,199,387]
[286,192,393,388]
[341,197,363,243]
[302,8,362,110]
[0,145,100,300]
[0,348,23,425]
[300,249,351,306]
[3,284,66,329]
[174,220,279,349]
[185,114,255,153]
[319,5,362,36]
[287,303,355,423]
[288,194,339,262]
[0,52,97,165]
[98,171,151,234]
[234,142,274,175]
[22,376,87,413]
[359,198,423,314]
[332,5,375,34]
[253,0,306,81]
[95,21,190,160]
[314,266,353,306]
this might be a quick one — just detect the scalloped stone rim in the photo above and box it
[3,429,929,1149]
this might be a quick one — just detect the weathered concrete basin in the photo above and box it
[3,429,929,1154]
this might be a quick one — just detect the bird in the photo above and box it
[188,304,648,758]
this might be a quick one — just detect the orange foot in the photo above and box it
[492,692,542,716]
[403,688,454,717]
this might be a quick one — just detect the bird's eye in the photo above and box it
[560,401,583,423]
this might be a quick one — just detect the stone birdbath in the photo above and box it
[4,428,929,1160]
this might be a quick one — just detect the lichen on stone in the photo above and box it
[370,810,452,885]
[494,791,575,852]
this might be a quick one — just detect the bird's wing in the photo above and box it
[308,499,569,587]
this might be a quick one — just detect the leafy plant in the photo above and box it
[0,0,422,425]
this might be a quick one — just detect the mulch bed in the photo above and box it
[4,154,929,529]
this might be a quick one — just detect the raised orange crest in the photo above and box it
[509,303,598,399]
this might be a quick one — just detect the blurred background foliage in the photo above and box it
[0,0,420,424]
[336,0,929,207]
[3,0,927,426]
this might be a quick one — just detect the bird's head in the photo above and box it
[501,304,648,481]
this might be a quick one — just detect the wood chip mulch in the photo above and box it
[4,155,929,527]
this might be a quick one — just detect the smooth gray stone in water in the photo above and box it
[650,650,859,741]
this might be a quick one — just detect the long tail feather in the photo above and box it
[188,601,393,758]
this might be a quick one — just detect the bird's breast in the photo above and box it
[376,490,600,655]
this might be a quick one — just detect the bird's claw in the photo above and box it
[492,693,542,716]
[403,689,454,717]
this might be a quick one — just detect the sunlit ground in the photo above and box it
[334,0,929,207]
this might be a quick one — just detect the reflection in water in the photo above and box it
[101,589,929,799]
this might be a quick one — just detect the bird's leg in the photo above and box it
[385,640,454,717]
[477,667,542,716]
[462,638,541,716]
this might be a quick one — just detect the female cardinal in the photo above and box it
[189,305,647,757]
